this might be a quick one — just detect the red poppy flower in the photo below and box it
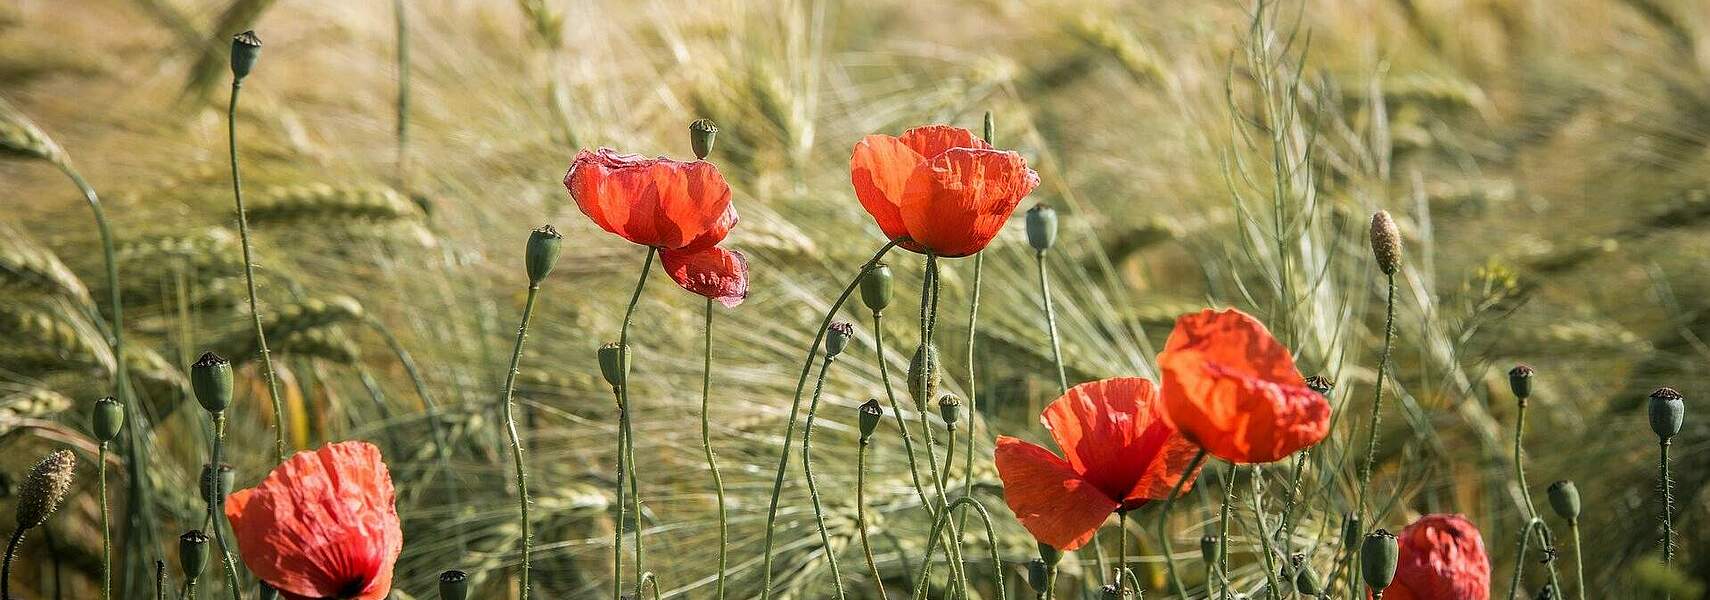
[226,441,402,600]
[850,124,1040,257]
[1383,514,1491,600]
[1157,308,1330,464]
[662,246,749,307]
[565,148,738,251]
[994,377,1202,550]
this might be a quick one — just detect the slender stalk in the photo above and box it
[939,424,957,487]
[856,439,889,600]
[616,250,656,590]
[1115,511,1129,596]
[873,311,933,511]
[908,498,1005,600]
[915,255,969,595]
[227,79,288,462]
[1353,274,1397,593]
[392,0,410,188]
[624,408,644,590]
[208,415,241,600]
[759,239,902,598]
[1277,450,1309,539]
[184,579,198,600]
[3,527,24,599]
[1568,521,1584,600]
[1506,519,1538,600]
[1035,250,1068,393]
[958,253,983,538]
[610,386,628,600]
[1660,440,1673,598]
[155,560,165,600]
[499,284,542,598]
[804,356,850,600]
[1218,464,1236,600]
[700,299,728,600]
[1249,467,1282,599]
[1513,403,1561,592]
[635,572,662,600]
[1158,449,1209,595]
[100,443,111,600]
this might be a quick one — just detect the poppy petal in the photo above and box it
[661,246,750,307]
[850,134,923,248]
[994,436,1119,550]
[899,148,1039,257]
[1158,308,1330,463]
[677,204,740,253]
[896,124,992,158]
[565,149,734,250]
[1038,378,1200,506]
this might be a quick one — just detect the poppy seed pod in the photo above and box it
[1200,534,1220,562]
[92,396,124,443]
[1361,529,1399,591]
[1648,387,1685,442]
[860,263,894,314]
[1026,204,1058,252]
[1038,541,1062,566]
[1509,364,1534,404]
[599,343,630,389]
[938,394,962,426]
[525,224,563,285]
[1304,375,1335,397]
[179,529,210,580]
[857,399,883,443]
[1026,558,1049,594]
[201,463,235,506]
[827,321,855,359]
[230,30,262,81]
[1547,480,1580,523]
[689,119,719,160]
[1291,555,1323,595]
[908,343,940,405]
[439,569,469,600]
[190,352,233,414]
[1369,210,1403,275]
[16,449,76,530]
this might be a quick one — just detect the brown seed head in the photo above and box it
[1369,210,1403,275]
[16,449,76,529]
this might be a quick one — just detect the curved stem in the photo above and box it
[500,285,541,598]
[958,253,982,538]
[100,443,111,600]
[1249,467,1281,599]
[1513,403,1561,592]
[1353,274,1396,594]
[939,426,957,487]
[3,527,24,600]
[1036,251,1068,393]
[804,357,850,599]
[1158,449,1208,595]
[856,440,889,600]
[1276,450,1309,544]
[209,415,241,600]
[915,255,968,595]
[759,239,901,598]
[227,80,288,462]
[635,571,662,600]
[700,299,728,600]
[909,497,1006,600]
[1218,463,1236,600]
[617,250,656,591]
[1506,519,1538,600]
[873,311,933,512]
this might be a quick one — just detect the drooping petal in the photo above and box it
[1038,378,1201,508]
[565,148,734,250]
[994,436,1119,550]
[850,134,924,250]
[661,246,749,307]
[896,124,991,158]
[1392,515,1491,600]
[1158,308,1330,464]
[227,441,402,600]
[899,148,1039,257]
[677,203,740,253]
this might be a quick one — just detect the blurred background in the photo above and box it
[1,0,1707,597]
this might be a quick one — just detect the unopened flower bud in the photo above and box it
[1648,387,1685,442]
[599,343,630,389]
[827,321,855,359]
[860,263,894,314]
[92,396,124,443]
[1369,210,1403,276]
[1290,554,1322,595]
[938,394,962,426]
[16,449,76,529]
[1026,204,1058,252]
[1547,480,1580,523]
[689,119,719,160]
[983,111,995,145]
[179,530,210,580]
[908,343,940,405]
[230,31,262,81]
[1341,514,1362,549]
[1038,541,1062,566]
[439,569,469,600]
[190,352,233,414]
[1304,375,1334,397]
[858,399,882,443]
[1027,558,1049,594]
[1361,529,1399,591]
[525,224,563,285]
[201,463,235,506]
[1200,534,1220,563]
[1509,364,1534,404]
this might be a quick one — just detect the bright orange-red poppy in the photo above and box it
[565,148,738,251]
[1381,514,1491,600]
[226,441,402,600]
[662,246,749,307]
[1157,308,1329,464]
[850,124,1039,257]
[994,377,1202,550]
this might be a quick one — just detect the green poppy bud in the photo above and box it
[92,396,124,443]
[1290,554,1322,595]
[16,449,76,530]
[907,343,940,406]
[230,31,262,81]
[1360,529,1399,591]
[190,352,233,414]
[938,394,962,427]
[1509,364,1534,405]
[1648,387,1685,442]
[599,343,630,389]
[826,321,855,359]
[1341,514,1362,549]
[1026,204,1057,252]
[1305,375,1334,397]
[1038,541,1062,566]
[201,463,235,506]
[983,111,995,145]
[857,399,882,443]
[179,530,210,580]
[1369,210,1403,276]
[1027,558,1049,594]
[1200,534,1220,563]
[1547,480,1580,523]
[439,569,469,600]
[525,224,563,285]
[860,263,894,314]
[689,119,718,160]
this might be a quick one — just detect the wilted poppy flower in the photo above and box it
[1380,514,1491,600]
[226,441,402,600]
[1157,308,1330,464]
[994,377,1202,550]
[850,124,1040,257]
[662,246,749,307]
[565,148,737,251]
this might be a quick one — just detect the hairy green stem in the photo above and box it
[1513,402,1561,592]
[873,311,933,512]
[3,527,23,599]
[1507,519,1538,600]
[700,299,729,600]
[1158,449,1209,595]
[1218,464,1236,600]
[227,80,288,462]
[1035,251,1068,393]
[1353,274,1397,595]
[1249,467,1281,599]
[804,356,850,599]
[916,255,968,595]
[1568,520,1584,600]
[208,415,241,600]
[909,497,1005,600]
[183,578,197,600]
[856,439,889,600]
[499,284,541,598]
[958,253,982,538]
[155,561,164,600]
[1660,440,1673,599]
[617,249,656,591]
[100,443,111,600]
[611,386,628,600]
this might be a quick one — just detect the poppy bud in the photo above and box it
[1100,584,1120,599]
[1290,555,1322,596]
[1547,480,1580,523]
[860,263,894,314]
[1509,364,1534,404]
[16,449,76,530]
[1360,529,1399,591]
[1026,204,1058,252]
[908,343,940,405]
[1341,514,1362,549]
[827,321,855,359]
[1200,534,1220,563]
[689,119,718,160]
[599,343,630,389]
[190,352,233,414]
[1304,375,1334,397]
[1369,210,1403,276]
[230,30,262,81]
[1648,387,1685,442]
[858,399,882,443]
[938,394,962,426]
[201,463,235,506]
[92,396,124,443]
[983,111,995,145]
[259,583,279,600]
[1027,558,1049,594]
[525,224,563,285]
[179,530,210,580]
[1038,541,1062,566]
[439,569,469,600]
